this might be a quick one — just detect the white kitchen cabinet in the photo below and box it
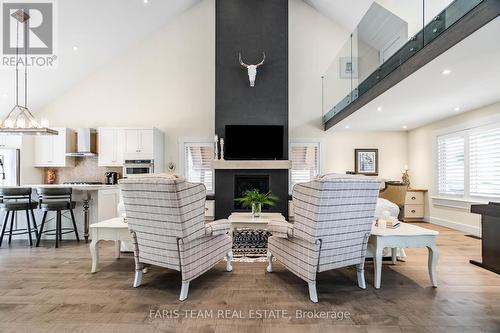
[205,200,215,221]
[98,128,124,167]
[0,135,22,149]
[124,129,155,159]
[34,128,75,167]
[97,188,121,222]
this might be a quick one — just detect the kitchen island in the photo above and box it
[23,184,121,242]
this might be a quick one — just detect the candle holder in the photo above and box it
[402,170,410,186]
[214,135,219,160]
[220,138,225,160]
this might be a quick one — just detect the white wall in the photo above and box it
[37,0,215,170]
[408,101,500,235]
[290,0,408,180]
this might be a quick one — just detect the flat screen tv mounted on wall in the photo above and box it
[224,125,284,160]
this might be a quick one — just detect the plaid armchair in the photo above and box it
[119,174,233,301]
[267,174,380,302]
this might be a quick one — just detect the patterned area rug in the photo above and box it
[232,229,271,258]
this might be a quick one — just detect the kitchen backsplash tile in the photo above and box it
[43,157,122,184]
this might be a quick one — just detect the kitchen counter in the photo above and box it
[25,184,120,190]
[12,184,122,242]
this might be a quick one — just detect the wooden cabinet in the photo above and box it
[403,189,427,221]
[98,128,124,167]
[97,188,121,222]
[34,128,75,167]
[124,129,154,159]
[0,135,22,149]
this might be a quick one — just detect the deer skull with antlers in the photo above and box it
[239,52,266,87]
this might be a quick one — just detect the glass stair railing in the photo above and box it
[322,0,485,128]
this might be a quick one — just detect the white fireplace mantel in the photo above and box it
[211,160,292,170]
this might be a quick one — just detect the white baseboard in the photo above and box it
[429,216,480,237]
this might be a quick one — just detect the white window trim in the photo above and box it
[431,196,488,211]
[432,113,500,207]
[178,137,215,194]
[289,139,323,193]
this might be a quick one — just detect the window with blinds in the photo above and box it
[436,121,500,200]
[470,126,500,198]
[437,135,465,196]
[290,142,320,191]
[184,143,214,193]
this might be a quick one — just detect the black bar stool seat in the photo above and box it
[0,187,39,247]
[36,187,79,248]
[40,201,76,211]
[0,201,38,211]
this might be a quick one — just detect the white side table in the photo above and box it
[228,212,286,231]
[368,223,439,289]
[89,217,130,273]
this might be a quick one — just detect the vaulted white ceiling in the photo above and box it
[303,0,374,32]
[1,0,496,134]
[0,0,200,116]
[0,0,375,118]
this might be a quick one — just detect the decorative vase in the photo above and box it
[46,169,56,184]
[252,203,262,217]
[402,170,410,187]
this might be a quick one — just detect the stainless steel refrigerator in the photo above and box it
[0,148,20,186]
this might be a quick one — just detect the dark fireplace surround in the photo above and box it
[215,170,288,219]
[214,0,289,219]
[234,175,269,210]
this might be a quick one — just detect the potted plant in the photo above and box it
[234,189,278,217]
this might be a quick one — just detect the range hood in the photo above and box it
[66,128,97,157]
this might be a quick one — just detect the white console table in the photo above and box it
[89,217,130,273]
[368,223,439,289]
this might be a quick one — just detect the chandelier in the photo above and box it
[0,9,57,135]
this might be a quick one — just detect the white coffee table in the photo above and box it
[368,222,439,289]
[228,212,286,231]
[89,217,130,273]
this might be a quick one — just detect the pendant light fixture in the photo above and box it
[0,9,57,135]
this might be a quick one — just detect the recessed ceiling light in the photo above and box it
[72,46,78,51]
[377,106,382,111]
[345,125,350,129]
[402,125,408,129]
[441,69,452,75]
[1,93,7,99]
[454,106,460,112]
[143,0,149,3]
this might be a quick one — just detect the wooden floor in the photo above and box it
[0,223,499,333]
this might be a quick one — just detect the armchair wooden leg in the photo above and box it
[226,250,233,272]
[133,270,143,288]
[266,250,273,273]
[308,282,318,303]
[356,263,366,289]
[179,282,189,301]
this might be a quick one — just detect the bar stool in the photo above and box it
[36,188,80,248]
[0,187,39,247]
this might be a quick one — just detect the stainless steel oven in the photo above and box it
[123,160,154,177]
